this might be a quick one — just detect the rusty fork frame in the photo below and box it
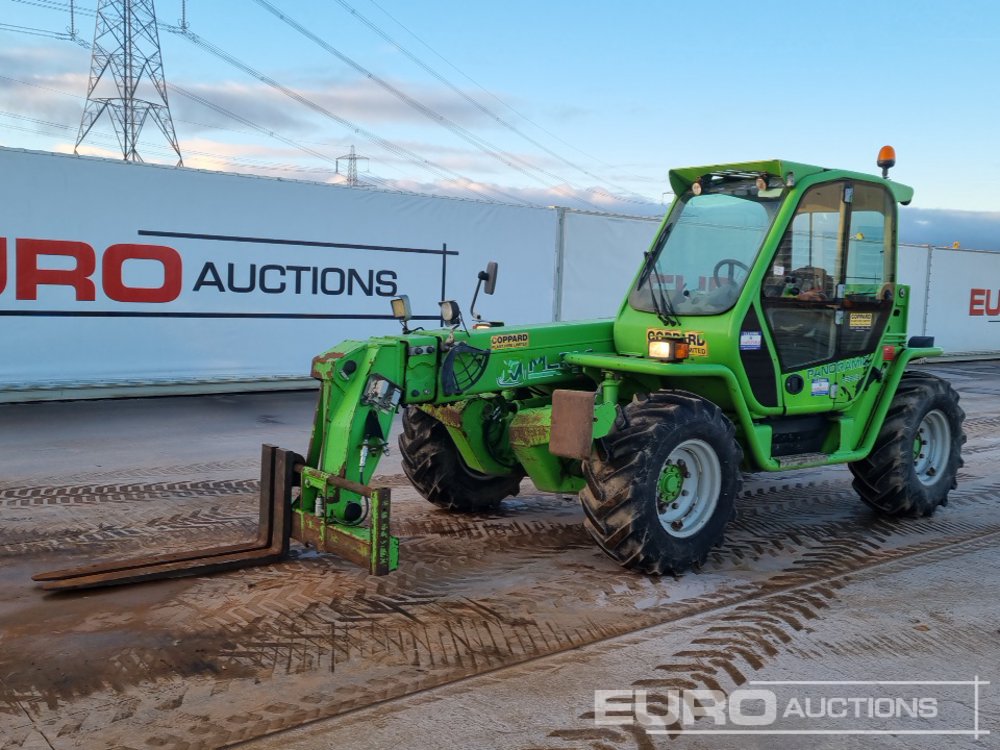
[32,444,394,592]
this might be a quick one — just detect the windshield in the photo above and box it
[629,179,784,317]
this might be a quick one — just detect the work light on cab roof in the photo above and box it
[878,145,897,178]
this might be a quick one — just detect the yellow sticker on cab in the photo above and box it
[849,312,873,330]
[491,332,530,350]
[647,329,709,357]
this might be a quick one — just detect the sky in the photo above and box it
[2,0,1000,237]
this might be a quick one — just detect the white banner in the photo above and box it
[0,148,556,389]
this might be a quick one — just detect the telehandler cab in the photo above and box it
[36,148,965,590]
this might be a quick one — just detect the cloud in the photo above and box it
[0,44,99,145]
[334,175,664,216]
[0,39,504,140]
[168,73,507,139]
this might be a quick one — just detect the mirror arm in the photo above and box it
[469,277,485,321]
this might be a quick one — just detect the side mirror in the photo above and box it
[470,261,498,322]
[479,261,498,295]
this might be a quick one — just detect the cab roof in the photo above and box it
[668,159,914,205]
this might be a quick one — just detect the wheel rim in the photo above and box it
[913,409,951,486]
[655,439,721,538]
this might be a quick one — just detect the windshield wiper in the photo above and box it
[648,272,680,327]
[641,224,679,327]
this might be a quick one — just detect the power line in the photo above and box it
[0,69,370,180]
[0,71,342,174]
[362,0,654,190]
[0,111,535,205]
[167,82,344,169]
[252,0,606,211]
[10,0,93,14]
[0,108,72,128]
[335,0,652,202]
[0,108,343,176]
[0,19,75,39]
[173,27,535,205]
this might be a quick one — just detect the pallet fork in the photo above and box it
[33,444,397,592]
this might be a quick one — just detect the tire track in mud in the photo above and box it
[2,364,998,749]
[0,458,260,490]
[29,522,1000,750]
[537,531,1000,750]
[0,478,258,507]
[5,482,999,750]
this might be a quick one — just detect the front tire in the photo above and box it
[849,372,965,517]
[399,407,524,512]
[580,391,743,574]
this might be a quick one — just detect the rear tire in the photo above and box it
[399,407,524,512]
[849,372,965,517]
[580,391,743,574]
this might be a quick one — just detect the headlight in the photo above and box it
[648,339,690,361]
[649,340,674,359]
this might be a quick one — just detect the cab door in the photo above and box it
[760,180,896,413]
[760,180,845,413]
[831,182,897,406]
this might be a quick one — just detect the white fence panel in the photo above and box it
[924,247,1000,354]
[557,209,660,321]
[897,243,931,336]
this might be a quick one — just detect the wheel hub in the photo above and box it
[657,462,685,504]
[913,409,951,486]
[655,439,722,539]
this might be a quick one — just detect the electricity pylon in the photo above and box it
[336,145,368,186]
[75,0,183,165]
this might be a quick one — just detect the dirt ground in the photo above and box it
[0,362,997,750]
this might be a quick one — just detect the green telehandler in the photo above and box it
[35,148,966,590]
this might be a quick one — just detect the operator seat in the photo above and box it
[787,265,834,299]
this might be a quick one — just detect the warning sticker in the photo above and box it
[491,332,530,350]
[849,312,873,331]
[811,377,831,397]
[739,331,763,351]
[648,329,709,357]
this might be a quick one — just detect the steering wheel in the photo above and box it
[713,258,750,286]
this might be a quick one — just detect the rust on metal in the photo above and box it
[32,444,302,592]
[310,351,345,379]
[508,408,551,447]
[292,512,370,569]
[290,487,393,575]
[369,487,392,575]
[301,467,375,498]
[548,389,596,460]
[422,403,465,429]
